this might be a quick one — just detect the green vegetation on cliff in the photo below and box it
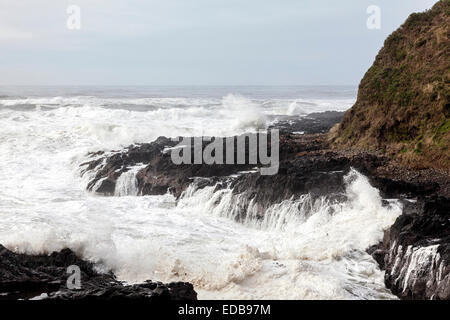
[331,0,450,169]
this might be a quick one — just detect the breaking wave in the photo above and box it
[0,86,403,300]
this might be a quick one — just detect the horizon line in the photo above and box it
[0,84,358,87]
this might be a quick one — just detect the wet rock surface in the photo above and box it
[0,244,197,301]
[80,112,352,201]
[371,197,450,300]
[81,135,263,198]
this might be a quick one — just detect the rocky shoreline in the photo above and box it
[2,111,448,300]
[76,111,449,300]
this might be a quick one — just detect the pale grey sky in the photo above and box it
[0,0,438,85]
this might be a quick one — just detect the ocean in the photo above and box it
[0,85,401,299]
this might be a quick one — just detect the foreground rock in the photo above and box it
[369,197,450,300]
[0,244,197,301]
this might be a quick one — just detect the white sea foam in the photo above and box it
[0,88,400,300]
[0,94,354,117]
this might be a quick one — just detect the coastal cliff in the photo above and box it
[331,0,450,170]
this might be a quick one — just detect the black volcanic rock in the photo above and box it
[81,111,346,199]
[374,197,450,300]
[81,134,275,198]
[269,111,345,134]
[0,245,197,301]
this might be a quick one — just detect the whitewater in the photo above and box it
[0,86,401,299]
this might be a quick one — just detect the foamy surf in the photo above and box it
[0,86,402,300]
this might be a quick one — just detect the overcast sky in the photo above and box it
[0,0,438,86]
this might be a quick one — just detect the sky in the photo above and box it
[0,0,439,86]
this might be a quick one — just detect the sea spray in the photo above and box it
[173,169,402,299]
[1,86,396,300]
